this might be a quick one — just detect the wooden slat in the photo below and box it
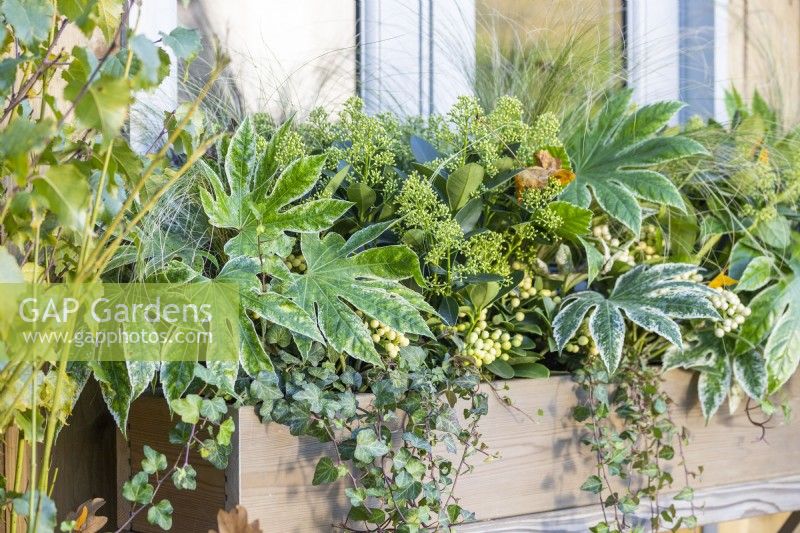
[457,475,800,532]
[235,371,800,531]
[119,396,226,532]
[126,371,800,532]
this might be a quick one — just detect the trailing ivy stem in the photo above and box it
[114,425,196,533]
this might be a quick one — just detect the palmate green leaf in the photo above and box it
[268,227,432,366]
[159,256,321,377]
[147,499,173,530]
[1,0,54,45]
[354,428,389,463]
[32,164,90,230]
[562,90,707,234]
[199,119,351,258]
[553,264,718,374]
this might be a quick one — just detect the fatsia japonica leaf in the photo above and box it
[198,118,351,258]
[553,264,718,374]
[158,257,321,377]
[562,90,708,234]
[266,224,434,366]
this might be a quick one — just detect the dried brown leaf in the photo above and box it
[65,498,107,533]
[209,506,262,533]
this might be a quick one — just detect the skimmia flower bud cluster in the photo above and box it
[711,288,751,338]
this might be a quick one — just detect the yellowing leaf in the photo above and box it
[709,272,737,289]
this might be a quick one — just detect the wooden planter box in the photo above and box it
[117,371,800,532]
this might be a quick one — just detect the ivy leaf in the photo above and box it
[147,499,173,531]
[171,394,202,424]
[1,0,54,44]
[563,90,707,233]
[312,457,348,485]
[172,465,197,490]
[141,445,168,475]
[354,428,389,463]
[160,361,196,410]
[272,230,432,366]
[200,397,227,423]
[580,475,603,494]
[198,119,351,258]
[122,472,154,505]
[553,264,718,374]
[217,417,235,446]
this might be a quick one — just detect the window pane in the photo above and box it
[475,0,625,118]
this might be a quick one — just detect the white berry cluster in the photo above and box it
[284,253,307,273]
[507,262,561,309]
[458,309,522,367]
[593,224,636,267]
[711,288,751,338]
[633,225,661,261]
[676,270,704,283]
[564,327,599,356]
[357,312,410,358]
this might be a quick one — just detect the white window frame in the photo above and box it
[129,0,178,153]
[626,0,729,122]
[358,0,475,117]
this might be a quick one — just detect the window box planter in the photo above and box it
[117,370,800,532]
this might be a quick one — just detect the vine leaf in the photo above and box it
[562,90,708,234]
[198,118,351,258]
[553,264,718,374]
[267,224,433,366]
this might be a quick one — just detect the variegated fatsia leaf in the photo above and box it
[562,90,708,234]
[265,222,435,366]
[198,118,351,258]
[553,263,718,374]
